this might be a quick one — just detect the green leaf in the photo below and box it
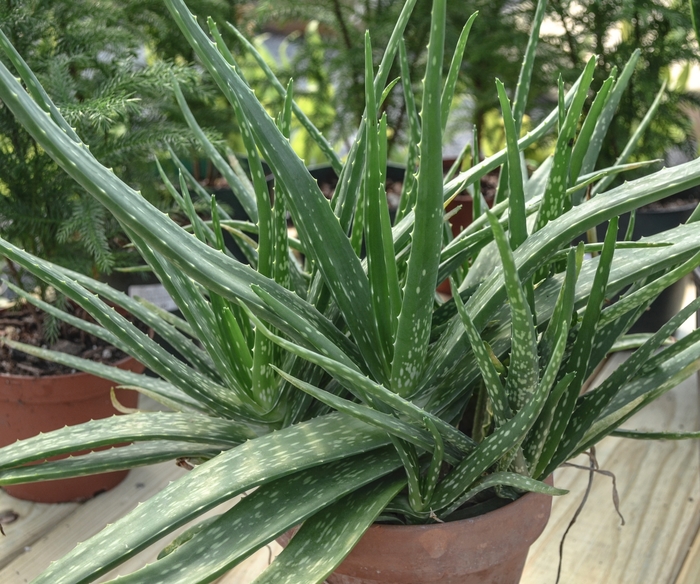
[391,0,446,396]
[28,414,389,584]
[102,452,402,584]
[0,442,226,485]
[252,474,406,584]
[441,12,478,132]
[0,412,253,473]
[172,78,257,222]
[512,0,548,134]
[495,80,528,250]
[486,211,539,411]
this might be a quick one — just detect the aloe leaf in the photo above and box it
[581,50,641,174]
[1,338,206,414]
[0,412,254,473]
[271,365,461,465]
[0,51,358,363]
[389,437,424,511]
[450,279,511,424]
[441,12,478,132]
[167,146,233,221]
[172,79,257,222]
[28,414,389,584]
[225,22,342,174]
[569,74,615,203]
[395,38,421,224]
[592,82,667,197]
[102,451,401,584]
[252,474,406,584]
[534,55,597,232]
[495,80,528,250]
[611,428,700,440]
[0,441,227,485]
[556,297,700,466]
[0,238,250,416]
[486,211,538,411]
[391,0,446,396]
[440,472,566,519]
[537,217,619,474]
[364,38,401,362]
[166,0,388,384]
[247,314,475,455]
[577,335,700,453]
[512,0,548,133]
[599,251,700,327]
[429,343,564,512]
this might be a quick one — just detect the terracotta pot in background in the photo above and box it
[0,356,143,503]
[279,481,552,584]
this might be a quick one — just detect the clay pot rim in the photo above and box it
[368,479,552,534]
[0,353,137,382]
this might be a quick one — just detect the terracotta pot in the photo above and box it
[0,355,143,502]
[280,482,552,584]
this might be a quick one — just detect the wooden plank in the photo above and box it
[676,522,700,584]
[521,354,700,584]
[0,494,78,570]
[0,461,189,583]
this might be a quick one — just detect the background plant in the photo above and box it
[1,1,700,583]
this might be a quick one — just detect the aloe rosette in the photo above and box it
[1,0,700,582]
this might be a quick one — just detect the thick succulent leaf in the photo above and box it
[511,0,548,133]
[391,0,446,396]
[0,237,249,416]
[496,80,527,250]
[165,0,389,384]
[441,472,566,519]
[486,212,539,411]
[248,315,475,455]
[534,55,596,231]
[611,429,700,440]
[441,12,478,132]
[450,279,511,424]
[554,296,700,469]
[576,336,700,454]
[533,217,618,473]
[0,412,254,472]
[226,23,342,173]
[581,50,640,174]
[0,54,366,392]
[1,338,203,413]
[103,451,401,584]
[0,441,226,484]
[592,82,666,197]
[172,78,257,222]
[430,352,560,511]
[252,474,406,584]
[422,160,700,405]
[272,365,461,465]
[28,414,389,584]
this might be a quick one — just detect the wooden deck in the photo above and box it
[2,306,700,582]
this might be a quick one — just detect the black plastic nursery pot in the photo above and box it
[595,196,698,334]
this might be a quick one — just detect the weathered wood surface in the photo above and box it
[0,357,699,583]
[521,355,700,584]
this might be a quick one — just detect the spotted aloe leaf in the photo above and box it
[100,451,402,584]
[391,0,446,396]
[0,412,254,475]
[252,474,406,584]
[485,212,539,412]
[27,414,390,584]
[537,217,619,476]
[534,55,596,232]
[441,12,478,132]
[0,442,227,485]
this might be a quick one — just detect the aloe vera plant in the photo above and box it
[2,0,700,581]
